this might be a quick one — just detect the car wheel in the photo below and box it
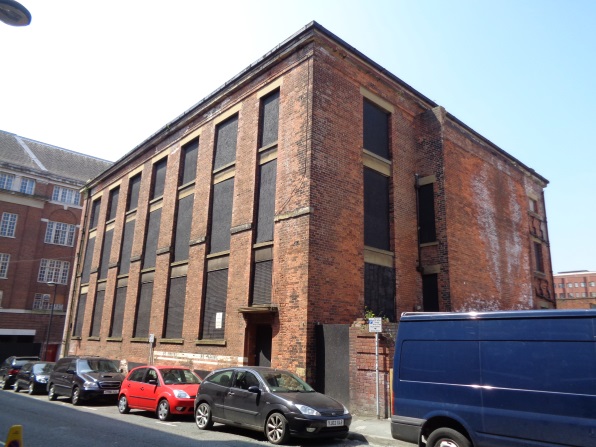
[48,384,57,401]
[118,395,130,414]
[28,382,35,395]
[157,399,171,421]
[195,402,213,430]
[71,386,82,405]
[426,428,471,447]
[13,382,20,393]
[265,412,290,445]
[0,377,7,390]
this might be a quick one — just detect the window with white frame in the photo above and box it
[0,253,9,278]
[38,259,70,284]
[581,282,586,287]
[0,172,15,190]
[32,293,64,311]
[44,221,76,246]
[19,177,35,194]
[52,186,80,206]
[590,282,595,287]
[0,213,17,237]
[568,283,573,288]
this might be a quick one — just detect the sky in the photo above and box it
[1,0,594,274]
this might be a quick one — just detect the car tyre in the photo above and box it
[265,412,290,445]
[118,395,130,414]
[426,427,471,447]
[28,382,35,395]
[0,377,7,390]
[13,382,20,392]
[157,399,171,421]
[195,402,213,430]
[48,384,57,401]
[71,386,82,405]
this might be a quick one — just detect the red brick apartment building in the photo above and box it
[555,271,596,309]
[0,130,112,362]
[64,22,553,415]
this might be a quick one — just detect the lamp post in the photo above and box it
[43,281,57,361]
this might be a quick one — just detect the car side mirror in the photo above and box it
[148,379,158,385]
[66,369,76,374]
[248,385,261,394]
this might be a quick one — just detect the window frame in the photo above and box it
[0,212,17,237]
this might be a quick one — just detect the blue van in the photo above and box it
[391,310,596,447]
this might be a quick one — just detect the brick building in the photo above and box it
[0,130,111,362]
[554,271,596,309]
[64,22,553,415]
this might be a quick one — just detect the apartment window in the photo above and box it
[52,186,80,205]
[209,178,234,254]
[591,292,596,298]
[581,292,587,298]
[38,259,70,284]
[575,282,579,287]
[80,236,96,284]
[110,286,127,338]
[32,293,51,310]
[73,293,87,337]
[213,115,238,170]
[119,219,135,275]
[363,99,390,159]
[179,138,199,186]
[98,228,113,279]
[134,281,153,338]
[0,213,17,237]
[201,268,228,339]
[569,293,574,298]
[127,174,142,211]
[90,290,105,337]
[581,282,586,287]
[142,208,162,269]
[590,282,595,287]
[568,283,573,288]
[364,168,390,250]
[107,187,120,221]
[364,262,395,321]
[260,90,280,148]
[0,172,15,190]
[165,276,186,339]
[533,242,544,273]
[173,194,194,262]
[90,199,101,229]
[418,183,436,244]
[151,158,168,200]
[44,221,76,246]
[255,159,277,243]
[0,253,9,278]
[19,177,35,194]
[252,259,272,305]
[529,198,538,213]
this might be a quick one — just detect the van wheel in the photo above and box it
[48,384,57,401]
[71,386,81,405]
[427,428,471,447]
[13,382,20,392]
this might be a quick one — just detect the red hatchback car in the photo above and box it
[118,365,201,421]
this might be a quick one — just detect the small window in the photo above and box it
[44,221,76,246]
[0,212,17,237]
[0,253,10,278]
[52,186,80,205]
[529,198,538,213]
[568,283,573,288]
[127,174,142,211]
[151,158,168,200]
[590,282,595,287]
[38,259,70,284]
[363,99,390,159]
[533,242,544,273]
[213,115,238,170]
[19,177,35,195]
[107,187,120,221]
[581,282,586,287]
[179,138,199,186]
[0,172,15,190]
[90,199,101,229]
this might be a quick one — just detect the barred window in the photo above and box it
[0,172,15,190]
[52,186,80,206]
[0,253,9,278]
[44,221,76,246]
[38,259,70,284]
[19,177,35,194]
[0,212,17,237]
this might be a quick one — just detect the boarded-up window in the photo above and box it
[151,158,168,200]
[180,138,199,185]
[73,293,87,337]
[143,209,162,269]
[213,115,238,170]
[418,183,436,244]
[364,168,390,250]
[90,199,101,229]
[364,262,395,321]
[252,260,272,305]
[90,290,105,337]
[173,194,194,262]
[165,276,186,339]
[255,159,277,243]
[134,281,153,338]
[127,174,142,211]
[260,90,279,148]
[119,219,135,275]
[363,100,389,159]
[80,236,95,283]
[110,286,127,338]
[201,269,228,339]
[98,228,113,279]
[107,187,119,221]
[209,178,234,254]
[422,273,439,311]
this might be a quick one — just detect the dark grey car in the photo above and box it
[0,356,40,390]
[14,361,54,394]
[194,367,351,444]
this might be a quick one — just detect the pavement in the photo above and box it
[347,416,411,446]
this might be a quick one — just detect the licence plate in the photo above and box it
[103,390,118,394]
[326,419,344,427]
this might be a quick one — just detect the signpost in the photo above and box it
[368,317,382,419]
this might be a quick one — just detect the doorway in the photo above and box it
[255,325,272,366]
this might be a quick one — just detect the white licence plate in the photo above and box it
[103,390,118,394]
[326,419,344,427]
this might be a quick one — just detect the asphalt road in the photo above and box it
[0,390,370,447]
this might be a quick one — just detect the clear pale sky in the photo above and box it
[1,0,594,274]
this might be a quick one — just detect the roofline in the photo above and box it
[554,270,596,276]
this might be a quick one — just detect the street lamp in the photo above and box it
[43,281,57,361]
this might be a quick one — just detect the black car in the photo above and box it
[47,356,124,405]
[14,361,55,394]
[194,367,351,444]
[0,356,40,390]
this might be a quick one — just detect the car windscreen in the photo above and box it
[79,359,119,373]
[261,371,314,393]
[32,363,54,374]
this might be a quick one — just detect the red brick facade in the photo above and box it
[63,23,554,415]
[555,271,596,309]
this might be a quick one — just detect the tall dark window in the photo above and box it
[110,286,127,338]
[201,268,228,339]
[363,99,390,159]
[209,178,234,254]
[164,276,186,339]
[252,259,272,305]
[143,208,162,269]
[107,187,120,221]
[127,174,142,211]
[90,199,101,229]
[90,290,105,337]
[179,138,199,186]
[213,115,238,170]
[119,219,135,275]
[418,183,437,244]
[260,90,279,148]
[173,194,194,262]
[534,242,544,273]
[151,158,168,200]
[73,293,87,337]
[422,274,439,311]
[364,168,390,250]
[134,281,153,338]
[80,236,95,283]
[364,263,395,321]
[255,160,277,243]
[98,228,113,279]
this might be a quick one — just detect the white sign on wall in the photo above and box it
[368,317,382,332]
[215,312,223,329]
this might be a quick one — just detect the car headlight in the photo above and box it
[295,404,321,416]
[83,381,99,389]
[35,375,48,383]
[173,389,190,399]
